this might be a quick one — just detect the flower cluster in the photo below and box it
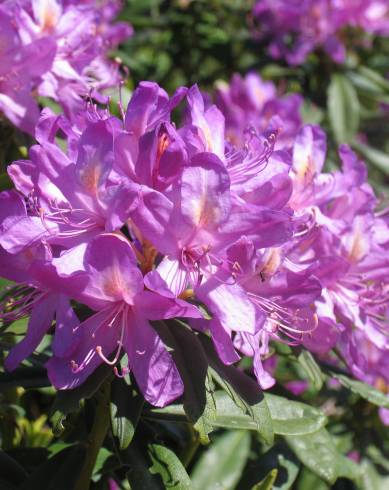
[215,72,302,149]
[0,0,132,134]
[252,0,389,65]
[0,77,388,407]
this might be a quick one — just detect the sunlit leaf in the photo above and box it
[252,469,278,489]
[298,351,325,390]
[199,334,274,444]
[148,443,192,489]
[328,73,360,144]
[110,377,144,449]
[352,141,389,175]
[285,429,360,484]
[191,430,251,490]
[332,373,389,408]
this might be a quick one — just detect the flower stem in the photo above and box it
[75,381,111,490]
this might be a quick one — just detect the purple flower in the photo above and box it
[252,0,389,65]
[0,109,129,256]
[215,73,303,150]
[0,191,80,369]
[1,78,388,404]
[0,0,132,129]
[0,6,56,133]
[46,234,201,407]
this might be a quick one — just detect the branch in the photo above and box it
[75,381,111,490]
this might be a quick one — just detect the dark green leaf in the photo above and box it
[51,364,111,415]
[148,443,192,489]
[285,429,360,484]
[152,321,216,443]
[110,377,144,449]
[328,73,360,144]
[126,443,164,490]
[19,445,87,490]
[50,364,112,435]
[191,430,251,490]
[0,450,28,487]
[199,333,274,444]
[0,365,50,390]
[6,448,49,474]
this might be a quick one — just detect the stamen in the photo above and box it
[113,365,130,378]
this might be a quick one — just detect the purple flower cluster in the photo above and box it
[0,78,388,407]
[215,73,302,149]
[252,0,389,65]
[0,0,132,134]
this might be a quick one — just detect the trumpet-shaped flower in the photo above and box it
[46,234,202,407]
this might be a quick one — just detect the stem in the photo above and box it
[74,381,111,490]
[180,424,200,468]
[1,387,19,450]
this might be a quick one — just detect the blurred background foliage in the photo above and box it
[1,1,389,489]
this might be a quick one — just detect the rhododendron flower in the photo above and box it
[0,0,132,130]
[47,234,202,407]
[215,73,302,149]
[0,78,388,405]
[0,111,129,256]
[0,191,79,369]
[252,0,389,65]
[0,6,56,133]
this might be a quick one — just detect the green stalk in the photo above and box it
[74,381,111,490]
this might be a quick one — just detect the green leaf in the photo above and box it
[332,373,389,408]
[126,442,164,490]
[92,447,112,478]
[239,444,299,490]
[296,468,330,490]
[180,391,325,436]
[357,66,389,93]
[298,350,325,390]
[152,321,216,443]
[285,429,360,484]
[358,459,389,490]
[264,393,327,436]
[110,377,144,449]
[351,141,389,175]
[148,444,192,489]
[0,173,12,191]
[199,333,274,444]
[0,450,28,487]
[348,73,380,96]
[252,469,278,490]
[147,389,319,444]
[0,365,50,390]
[50,364,112,434]
[191,430,251,490]
[51,364,112,415]
[18,445,87,490]
[328,73,360,144]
